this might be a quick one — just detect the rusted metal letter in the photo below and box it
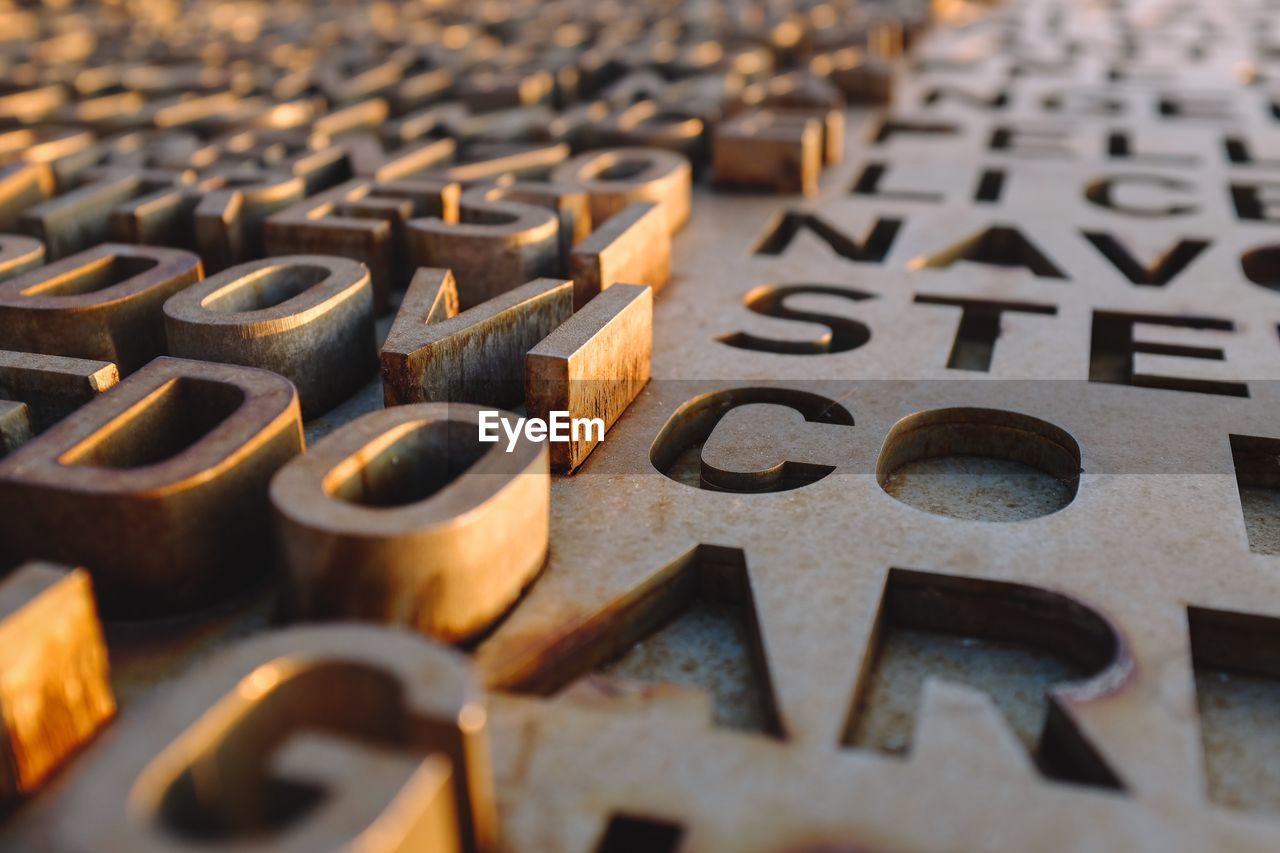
[164,256,376,418]
[0,357,303,617]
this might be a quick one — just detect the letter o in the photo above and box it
[163,255,376,417]
[270,403,549,642]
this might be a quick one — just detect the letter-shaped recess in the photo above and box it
[1189,606,1280,812]
[872,118,960,145]
[850,162,946,203]
[163,256,376,418]
[0,562,114,799]
[1080,232,1209,287]
[912,296,1057,371]
[842,568,1127,789]
[38,626,496,852]
[0,357,303,618]
[1084,175,1198,217]
[877,407,1081,521]
[753,213,901,263]
[1229,434,1280,557]
[265,177,461,313]
[526,284,653,472]
[717,284,874,354]
[270,403,549,643]
[922,85,1010,110]
[380,269,574,409]
[909,225,1066,278]
[0,243,202,374]
[0,400,25,456]
[1089,310,1246,397]
[408,184,562,309]
[594,814,686,853]
[492,545,784,739]
[0,350,119,455]
[1241,245,1280,295]
[569,201,670,308]
[550,148,692,235]
[1232,180,1280,223]
[650,387,854,492]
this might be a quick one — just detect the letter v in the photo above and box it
[1082,231,1210,287]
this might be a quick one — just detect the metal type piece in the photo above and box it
[271,404,549,642]
[712,109,825,195]
[0,357,303,618]
[568,200,669,308]
[0,234,45,282]
[381,269,573,409]
[28,626,495,852]
[0,562,114,799]
[408,184,562,309]
[19,173,194,260]
[164,255,376,417]
[473,182,593,275]
[0,164,55,232]
[525,283,652,471]
[550,147,692,235]
[0,350,118,454]
[12,0,1280,850]
[0,243,201,374]
[265,178,460,314]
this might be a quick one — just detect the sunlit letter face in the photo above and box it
[270,402,549,643]
[164,255,376,418]
[40,626,497,852]
[0,357,303,618]
[0,243,202,374]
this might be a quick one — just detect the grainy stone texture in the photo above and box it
[2,0,1280,850]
